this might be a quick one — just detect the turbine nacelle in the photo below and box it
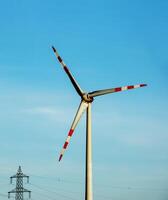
[82,93,94,103]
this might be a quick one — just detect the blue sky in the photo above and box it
[0,0,168,199]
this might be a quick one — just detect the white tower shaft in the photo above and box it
[85,103,93,200]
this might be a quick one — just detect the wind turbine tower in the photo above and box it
[52,46,147,200]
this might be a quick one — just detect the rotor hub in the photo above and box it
[82,93,94,103]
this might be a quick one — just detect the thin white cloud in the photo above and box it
[21,106,75,123]
[24,107,61,115]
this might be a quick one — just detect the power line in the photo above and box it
[28,176,84,195]
[0,193,14,198]
[30,183,78,200]
[30,184,112,200]
[30,174,168,192]
[30,174,83,185]
[32,190,58,200]
[0,193,8,197]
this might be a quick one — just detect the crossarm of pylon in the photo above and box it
[52,46,83,97]
[8,188,31,193]
[59,100,88,161]
[88,84,147,97]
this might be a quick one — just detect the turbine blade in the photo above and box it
[88,84,147,97]
[59,100,88,161]
[52,46,83,97]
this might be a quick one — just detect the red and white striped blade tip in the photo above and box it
[141,84,147,87]
[59,154,63,162]
[58,129,74,162]
[52,46,56,52]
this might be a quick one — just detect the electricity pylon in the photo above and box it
[8,166,31,200]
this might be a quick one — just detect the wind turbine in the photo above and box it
[52,46,147,200]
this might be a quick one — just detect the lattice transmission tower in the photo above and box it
[8,166,31,200]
